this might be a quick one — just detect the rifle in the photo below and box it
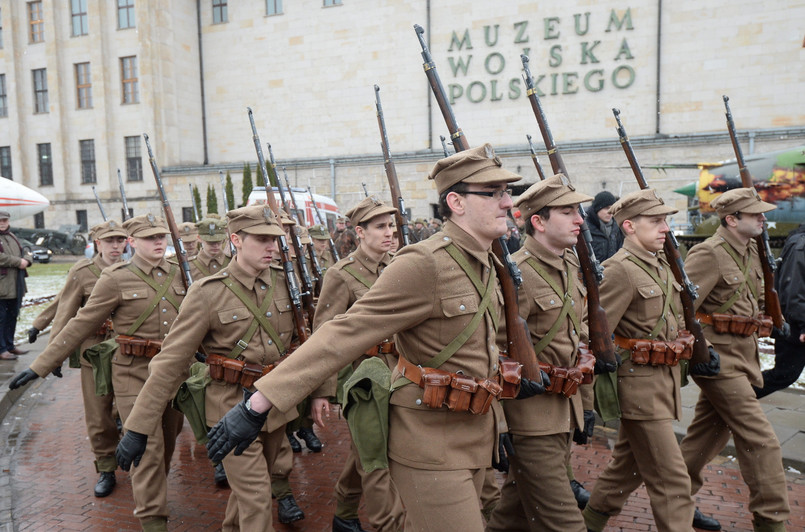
[413,24,542,382]
[307,186,341,262]
[525,135,547,181]
[117,169,132,220]
[520,54,617,370]
[267,144,316,326]
[361,182,370,197]
[91,186,108,221]
[439,135,451,157]
[722,96,786,332]
[374,85,412,249]
[613,108,710,365]
[284,171,324,297]
[247,108,309,344]
[189,184,201,222]
[143,133,193,289]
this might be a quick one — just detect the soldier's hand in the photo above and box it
[573,410,596,445]
[206,391,268,463]
[116,430,148,471]
[516,369,550,399]
[51,366,63,378]
[194,351,207,363]
[690,346,721,377]
[492,433,515,473]
[27,327,40,344]
[772,322,791,340]
[594,352,621,374]
[8,369,39,390]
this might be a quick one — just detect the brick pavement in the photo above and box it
[3,368,805,531]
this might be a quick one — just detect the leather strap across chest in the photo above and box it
[342,263,375,289]
[220,268,285,358]
[125,263,180,336]
[716,241,757,313]
[626,255,677,340]
[525,257,580,356]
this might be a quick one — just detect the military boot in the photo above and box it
[296,427,322,452]
[94,471,116,497]
[287,431,302,453]
[213,462,228,488]
[332,516,368,532]
[693,508,721,530]
[277,494,305,524]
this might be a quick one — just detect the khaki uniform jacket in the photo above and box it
[126,258,297,436]
[0,232,31,299]
[48,256,115,358]
[685,226,764,386]
[600,240,684,421]
[29,255,186,389]
[189,248,230,280]
[312,246,392,396]
[255,221,505,471]
[33,296,59,331]
[315,248,335,273]
[502,236,588,436]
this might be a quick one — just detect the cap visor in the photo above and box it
[134,227,171,237]
[546,190,594,207]
[462,166,522,186]
[242,225,285,237]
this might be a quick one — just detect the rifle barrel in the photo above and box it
[117,169,131,220]
[91,186,108,221]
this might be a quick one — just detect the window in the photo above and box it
[323,0,342,6]
[37,143,53,186]
[118,0,135,29]
[34,212,45,229]
[0,146,11,179]
[33,68,49,113]
[125,136,143,181]
[80,139,96,184]
[266,0,283,15]
[213,0,228,23]
[182,207,195,223]
[120,56,139,104]
[0,74,7,117]
[76,210,88,232]
[71,0,88,36]
[28,2,44,43]
[75,62,92,109]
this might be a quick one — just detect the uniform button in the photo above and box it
[443,237,450,241]
[133,293,138,297]
[233,315,238,319]
[659,266,663,271]
[572,330,576,335]
[459,304,466,311]
[629,368,634,373]
[524,251,530,256]
[650,290,655,294]
[260,285,266,290]
[734,276,739,281]
[571,300,575,306]
[162,296,166,301]
[267,311,272,317]
[163,321,168,325]
[162,308,167,313]
[223,272,228,277]
[285,305,290,309]
[157,272,162,276]
[415,399,422,405]
[492,364,498,371]
[550,299,555,305]
[268,340,273,345]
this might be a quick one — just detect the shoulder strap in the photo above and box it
[626,255,676,340]
[716,241,757,313]
[221,269,286,357]
[87,263,102,278]
[342,263,374,289]
[525,257,581,355]
[192,257,210,278]
[124,263,180,336]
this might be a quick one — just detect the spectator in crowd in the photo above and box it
[585,191,623,262]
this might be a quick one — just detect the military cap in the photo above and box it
[0,210,10,219]
[92,219,127,241]
[123,213,170,238]
[430,218,442,226]
[295,225,312,245]
[514,174,593,219]
[345,196,397,225]
[196,216,228,242]
[414,218,427,225]
[709,187,776,218]
[226,205,285,236]
[308,224,331,240]
[428,143,521,195]
[178,222,199,242]
[610,189,678,225]
[278,211,297,226]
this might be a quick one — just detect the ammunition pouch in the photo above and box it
[614,331,695,367]
[97,318,114,338]
[497,355,522,399]
[536,343,596,398]
[206,353,276,389]
[696,312,773,338]
[397,355,504,415]
[115,335,162,358]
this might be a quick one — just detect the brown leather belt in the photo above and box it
[206,353,276,389]
[614,330,694,366]
[695,312,772,337]
[537,344,596,398]
[115,335,162,358]
[364,340,397,357]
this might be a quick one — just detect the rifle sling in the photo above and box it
[125,264,179,337]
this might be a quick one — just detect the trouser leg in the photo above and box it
[333,443,364,520]
[0,299,18,351]
[679,387,731,495]
[269,424,293,499]
[80,362,118,471]
[390,460,486,532]
[221,431,275,532]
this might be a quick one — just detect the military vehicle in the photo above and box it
[674,145,805,249]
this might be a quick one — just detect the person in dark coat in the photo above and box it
[754,223,805,398]
[0,210,32,360]
[585,191,623,262]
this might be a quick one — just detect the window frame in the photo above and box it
[266,0,283,16]
[28,1,44,43]
[80,139,96,184]
[32,68,49,114]
[125,136,143,182]
[120,56,139,104]
[212,0,228,24]
[323,0,343,6]
[0,146,12,179]
[0,74,7,117]
[75,62,93,109]
[118,0,136,30]
[71,0,89,37]
[37,143,53,187]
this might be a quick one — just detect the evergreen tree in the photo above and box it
[241,163,253,207]
[255,161,265,187]
[206,184,219,215]
[225,171,235,210]
[192,185,203,222]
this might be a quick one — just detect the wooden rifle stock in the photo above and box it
[284,172,324,297]
[374,85,412,249]
[307,186,341,262]
[143,133,193,290]
[613,109,710,365]
[413,24,541,382]
[247,108,309,343]
[723,96,785,330]
[520,55,617,368]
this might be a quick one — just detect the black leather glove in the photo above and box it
[27,327,40,344]
[8,369,39,390]
[573,409,596,445]
[594,352,621,374]
[772,322,792,341]
[492,432,515,473]
[206,390,268,463]
[51,366,63,378]
[516,369,550,399]
[194,351,207,363]
[116,430,148,471]
[690,346,721,377]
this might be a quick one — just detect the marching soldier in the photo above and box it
[115,205,319,531]
[9,214,186,532]
[486,175,594,532]
[27,296,59,344]
[309,224,335,272]
[315,195,405,532]
[581,189,699,532]
[189,215,231,280]
[679,188,790,532]
[207,144,543,531]
[178,221,199,257]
